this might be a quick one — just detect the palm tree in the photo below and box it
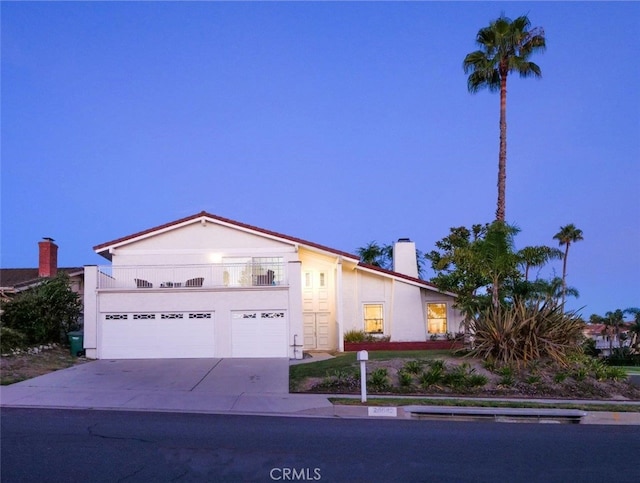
[553,224,584,306]
[624,308,640,352]
[517,245,563,281]
[463,15,546,222]
[356,242,388,268]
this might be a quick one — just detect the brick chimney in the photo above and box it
[392,238,418,278]
[38,237,58,278]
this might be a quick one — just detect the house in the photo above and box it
[83,211,463,359]
[583,323,631,356]
[0,238,84,304]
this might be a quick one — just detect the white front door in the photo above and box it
[303,312,331,350]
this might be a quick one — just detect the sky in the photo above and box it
[1,1,638,318]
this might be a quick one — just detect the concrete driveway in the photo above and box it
[0,358,333,415]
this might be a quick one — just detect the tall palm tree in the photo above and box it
[463,15,546,222]
[553,224,584,306]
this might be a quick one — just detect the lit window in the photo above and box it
[427,303,447,334]
[364,304,384,334]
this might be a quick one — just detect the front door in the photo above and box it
[302,269,333,350]
[303,312,331,350]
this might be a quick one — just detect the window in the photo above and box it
[427,303,447,334]
[223,257,283,286]
[364,304,384,334]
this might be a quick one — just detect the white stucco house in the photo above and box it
[83,211,463,359]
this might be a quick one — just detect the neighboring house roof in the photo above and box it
[583,323,631,337]
[93,211,452,296]
[0,267,84,294]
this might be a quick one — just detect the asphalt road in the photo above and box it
[2,408,639,483]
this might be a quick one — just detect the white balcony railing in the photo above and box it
[97,263,286,290]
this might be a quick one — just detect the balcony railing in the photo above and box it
[97,263,286,290]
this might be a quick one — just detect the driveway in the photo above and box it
[0,358,333,415]
[8,358,290,394]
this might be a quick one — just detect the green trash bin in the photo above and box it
[68,331,84,357]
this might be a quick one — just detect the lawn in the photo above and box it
[614,366,640,375]
[0,345,89,385]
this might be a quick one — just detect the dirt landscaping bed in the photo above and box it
[291,352,640,401]
[1,345,90,385]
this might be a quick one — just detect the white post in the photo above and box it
[357,350,368,403]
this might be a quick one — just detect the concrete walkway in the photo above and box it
[1,355,639,425]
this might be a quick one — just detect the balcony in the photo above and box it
[96,262,286,290]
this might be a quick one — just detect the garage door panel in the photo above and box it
[232,311,288,358]
[100,312,214,359]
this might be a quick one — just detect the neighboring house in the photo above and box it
[583,323,631,356]
[83,212,463,359]
[0,238,84,305]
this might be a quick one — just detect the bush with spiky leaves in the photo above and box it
[467,298,584,366]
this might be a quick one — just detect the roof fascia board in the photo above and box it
[94,212,361,263]
[355,264,457,297]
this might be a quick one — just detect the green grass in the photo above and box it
[612,366,640,375]
[329,397,640,413]
[289,350,454,391]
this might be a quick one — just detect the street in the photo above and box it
[1,408,639,482]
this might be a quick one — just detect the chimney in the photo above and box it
[392,238,418,278]
[38,237,58,278]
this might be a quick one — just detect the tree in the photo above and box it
[474,221,521,309]
[553,224,584,306]
[426,224,492,324]
[624,308,640,352]
[517,245,563,281]
[463,15,546,222]
[356,241,425,278]
[356,241,391,269]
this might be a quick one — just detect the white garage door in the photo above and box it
[231,311,288,358]
[100,312,215,359]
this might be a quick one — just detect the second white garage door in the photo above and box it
[231,311,288,358]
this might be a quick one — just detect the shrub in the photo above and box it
[343,330,391,343]
[420,360,446,388]
[553,372,568,384]
[397,370,413,388]
[402,360,423,375]
[496,365,516,386]
[604,349,640,367]
[467,374,489,388]
[368,368,390,391]
[467,298,584,366]
[0,327,27,353]
[573,367,588,382]
[313,369,359,392]
[526,374,541,385]
[344,330,366,343]
[604,366,628,382]
[0,273,81,345]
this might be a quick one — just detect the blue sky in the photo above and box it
[2,1,638,318]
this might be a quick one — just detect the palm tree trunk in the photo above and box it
[496,69,508,222]
[561,243,569,306]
